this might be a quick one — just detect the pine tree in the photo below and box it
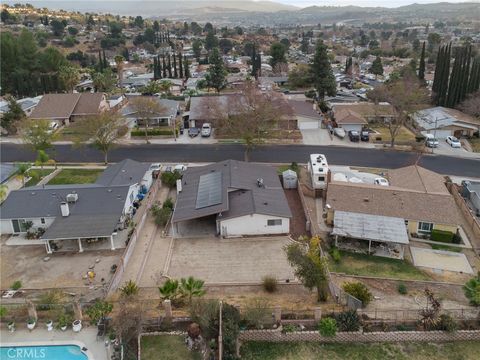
[370,56,383,78]
[102,50,108,70]
[184,56,190,79]
[178,53,183,78]
[173,53,178,78]
[256,52,262,77]
[251,45,257,78]
[162,55,167,78]
[157,55,162,79]
[153,57,159,80]
[418,42,426,81]
[311,40,336,100]
[167,54,172,78]
[205,48,226,93]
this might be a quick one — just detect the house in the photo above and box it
[172,160,292,238]
[0,96,42,117]
[0,159,152,253]
[332,108,367,133]
[289,100,322,130]
[0,163,17,184]
[462,180,480,216]
[29,93,109,126]
[121,96,179,127]
[332,103,396,124]
[412,106,480,139]
[325,165,462,239]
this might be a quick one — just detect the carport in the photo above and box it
[331,211,409,259]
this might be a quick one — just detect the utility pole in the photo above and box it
[218,300,223,360]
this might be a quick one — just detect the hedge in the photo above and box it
[431,229,454,243]
[131,129,177,137]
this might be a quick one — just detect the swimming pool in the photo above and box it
[0,344,88,360]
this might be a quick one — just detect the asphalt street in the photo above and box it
[1,143,479,177]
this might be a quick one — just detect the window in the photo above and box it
[404,220,409,226]
[41,218,45,224]
[318,176,325,182]
[267,219,282,226]
[418,222,433,233]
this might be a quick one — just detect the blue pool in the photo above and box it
[1,345,88,360]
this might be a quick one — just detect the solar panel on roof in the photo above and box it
[195,172,222,209]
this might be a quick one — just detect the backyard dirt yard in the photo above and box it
[0,236,121,290]
[166,236,297,285]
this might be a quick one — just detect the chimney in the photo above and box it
[60,202,70,217]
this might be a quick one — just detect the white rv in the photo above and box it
[308,154,329,189]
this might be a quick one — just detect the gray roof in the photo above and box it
[95,159,151,186]
[1,163,17,184]
[120,97,179,119]
[172,160,292,223]
[413,106,479,131]
[331,210,409,245]
[41,214,121,240]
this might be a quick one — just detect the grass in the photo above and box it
[47,169,103,185]
[240,341,480,360]
[469,137,480,153]
[370,125,416,143]
[329,250,431,281]
[24,169,54,187]
[56,126,81,141]
[141,335,202,360]
[430,244,463,253]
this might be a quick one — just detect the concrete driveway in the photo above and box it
[301,128,375,148]
[166,236,297,284]
[429,140,479,159]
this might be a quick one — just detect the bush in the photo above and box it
[334,310,360,332]
[85,300,113,324]
[150,204,172,226]
[242,298,272,329]
[463,274,480,306]
[163,197,174,210]
[397,283,408,295]
[281,324,297,333]
[342,282,373,306]
[262,276,278,293]
[452,231,462,244]
[318,317,337,337]
[11,280,22,290]
[161,170,182,188]
[431,229,454,243]
[131,129,176,137]
[330,248,341,263]
[437,313,458,332]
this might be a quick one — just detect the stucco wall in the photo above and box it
[0,217,55,234]
[219,214,290,237]
[407,220,457,235]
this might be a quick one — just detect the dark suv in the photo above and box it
[360,130,370,142]
[348,130,360,142]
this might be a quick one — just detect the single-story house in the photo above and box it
[108,94,127,111]
[289,100,322,130]
[0,96,42,117]
[121,96,179,127]
[412,106,480,139]
[462,180,480,216]
[332,108,367,133]
[29,93,109,126]
[172,160,292,238]
[333,103,396,124]
[0,159,152,253]
[326,165,462,238]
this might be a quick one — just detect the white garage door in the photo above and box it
[341,124,362,133]
[421,130,452,139]
[298,121,319,130]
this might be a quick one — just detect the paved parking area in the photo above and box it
[410,246,474,274]
[166,236,297,284]
[429,140,479,159]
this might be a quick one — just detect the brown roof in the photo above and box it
[30,93,81,119]
[334,103,395,118]
[72,93,104,116]
[334,108,367,125]
[388,165,449,195]
[288,100,321,119]
[442,107,480,126]
[326,182,461,225]
[30,93,104,120]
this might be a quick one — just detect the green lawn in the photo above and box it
[240,341,480,360]
[25,169,54,187]
[329,251,431,281]
[141,335,202,360]
[47,169,103,185]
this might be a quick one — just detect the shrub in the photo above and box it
[335,310,360,332]
[262,276,278,293]
[281,324,297,333]
[330,248,341,263]
[0,306,7,318]
[131,129,176,137]
[437,313,458,332]
[242,298,272,329]
[11,280,22,290]
[161,170,182,188]
[397,283,408,295]
[431,229,454,243]
[342,282,373,306]
[85,300,113,324]
[163,198,174,210]
[120,280,139,297]
[318,317,337,337]
[452,231,462,244]
[463,274,480,306]
[150,204,172,226]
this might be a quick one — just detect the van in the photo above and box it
[425,134,439,148]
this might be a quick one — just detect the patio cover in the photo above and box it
[331,211,409,245]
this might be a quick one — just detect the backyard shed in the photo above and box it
[282,169,298,189]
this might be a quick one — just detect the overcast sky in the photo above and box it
[276,0,475,8]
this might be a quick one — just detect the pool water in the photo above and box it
[1,345,88,360]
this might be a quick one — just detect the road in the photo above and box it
[1,143,479,177]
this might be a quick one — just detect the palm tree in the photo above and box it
[0,184,8,202]
[16,163,30,187]
[179,277,206,304]
[158,279,180,301]
[114,55,125,92]
[59,65,80,93]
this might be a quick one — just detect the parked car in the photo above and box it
[149,163,162,171]
[374,177,389,186]
[201,123,212,137]
[47,121,59,134]
[174,164,187,173]
[333,127,346,139]
[425,134,439,148]
[360,130,370,142]
[188,127,200,137]
[348,130,360,142]
[446,136,461,148]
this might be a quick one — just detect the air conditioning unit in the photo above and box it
[66,193,79,203]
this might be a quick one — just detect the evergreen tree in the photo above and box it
[370,56,384,78]
[178,53,183,78]
[167,54,172,78]
[153,57,159,80]
[418,42,426,81]
[184,55,190,79]
[173,53,178,78]
[205,48,227,93]
[256,52,262,78]
[102,50,108,69]
[162,55,167,78]
[251,45,257,78]
[310,40,336,100]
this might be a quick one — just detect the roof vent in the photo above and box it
[257,178,264,188]
[66,193,79,203]
[60,202,70,217]
[263,202,268,205]
[363,198,369,202]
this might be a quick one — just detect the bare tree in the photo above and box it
[368,71,429,147]
[111,298,145,345]
[457,91,480,119]
[72,111,125,164]
[211,81,293,161]
[128,97,167,144]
